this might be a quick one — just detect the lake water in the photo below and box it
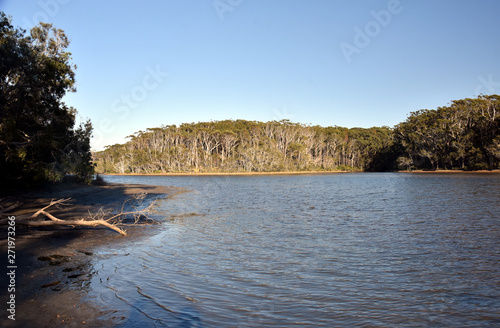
[92,173,500,327]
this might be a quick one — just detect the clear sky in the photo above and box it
[2,0,500,150]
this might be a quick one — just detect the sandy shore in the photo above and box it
[400,169,500,173]
[0,182,183,327]
[104,170,357,176]
[103,169,500,176]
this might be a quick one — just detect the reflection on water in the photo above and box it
[91,173,500,327]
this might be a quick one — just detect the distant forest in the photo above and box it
[2,13,499,187]
[94,95,500,173]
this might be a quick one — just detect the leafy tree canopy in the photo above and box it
[0,12,94,186]
[395,95,500,170]
[94,94,500,174]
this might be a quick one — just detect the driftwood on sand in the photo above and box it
[0,193,158,236]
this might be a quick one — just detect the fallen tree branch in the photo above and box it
[31,198,71,221]
[1,194,160,236]
[25,218,128,236]
[0,201,22,215]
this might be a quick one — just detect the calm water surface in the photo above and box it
[92,173,500,327]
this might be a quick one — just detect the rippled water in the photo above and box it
[92,173,500,327]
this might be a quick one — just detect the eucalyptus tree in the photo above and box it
[395,95,500,170]
[0,13,94,184]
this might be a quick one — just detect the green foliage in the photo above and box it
[395,95,500,170]
[94,120,394,174]
[94,95,500,174]
[4,12,495,176]
[0,12,94,185]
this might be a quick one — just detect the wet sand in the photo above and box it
[0,182,183,327]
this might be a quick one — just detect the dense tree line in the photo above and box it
[94,120,394,173]
[395,95,500,170]
[94,94,500,174]
[0,13,94,186]
[4,12,495,176]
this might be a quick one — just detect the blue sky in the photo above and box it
[2,0,500,150]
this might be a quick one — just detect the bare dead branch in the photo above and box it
[24,218,127,236]
[0,201,22,214]
[31,198,71,218]
[1,194,160,236]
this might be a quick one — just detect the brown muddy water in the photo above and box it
[91,173,500,327]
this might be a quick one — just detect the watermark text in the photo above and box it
[213,0,243,21]
[20,0,71,30]
[339,0,405,63]
[6,216,16,321]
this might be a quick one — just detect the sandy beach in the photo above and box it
[0,182,183,327]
